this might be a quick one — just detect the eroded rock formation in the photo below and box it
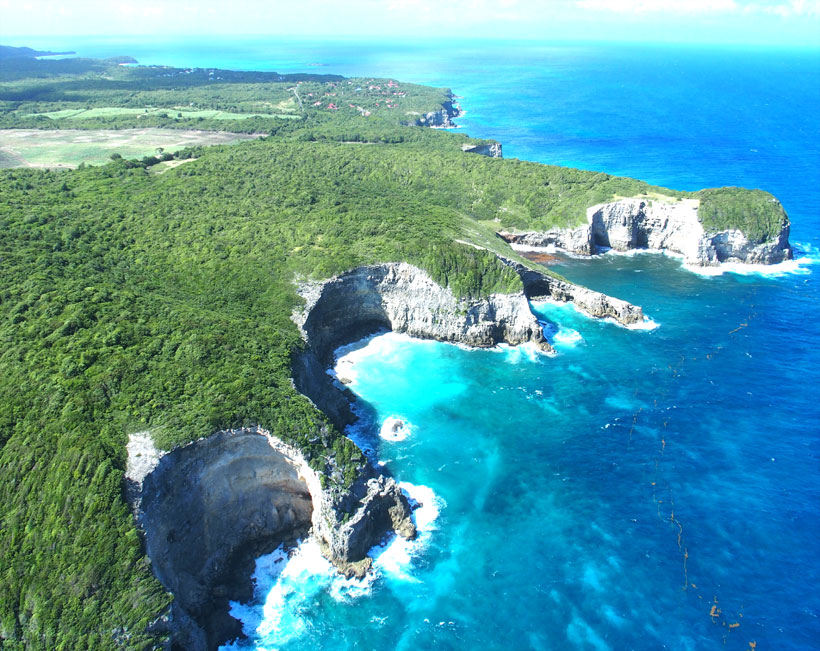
[499,197,792,266]
[462,142,503,158]
[406,98,461,128]
[495,255,646,325]
[293,262,549,363]
[129,430,314,649]
[128,427,415,649]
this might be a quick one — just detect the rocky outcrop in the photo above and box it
[407,97,461,128]
[462,142,503,158]
[499,197,792,267]
[260,434,414,582]
[128,427,415,649]
[128,429,314,649]
[495,255,646,326]
[292,263,550,367]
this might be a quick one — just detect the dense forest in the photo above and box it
[0,53,788,648]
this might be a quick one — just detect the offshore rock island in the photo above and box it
[0,50,793,650]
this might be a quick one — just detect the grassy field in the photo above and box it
[0,128,260,168]
[25,106,302,121]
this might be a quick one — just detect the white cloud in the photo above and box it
[575,0,820,15]
[576,0,738,13]
[759,0,820,16]
[386,0,523,20]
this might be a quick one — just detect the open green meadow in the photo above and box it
[0,128,259,168]
[25,106,302,121]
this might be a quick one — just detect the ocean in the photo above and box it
[23,37,820,649]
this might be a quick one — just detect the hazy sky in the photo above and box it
[2,0,819,47]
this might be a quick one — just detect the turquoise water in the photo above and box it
[226,251,819,651]
[25,37,819,649]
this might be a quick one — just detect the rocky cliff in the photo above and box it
[408,97,461,128]
[495,255,646,326]
[128,429,313,649]
[128,427,414,650]
[293,262,550,364]
[499,197,792,266]
[462,142,503,158]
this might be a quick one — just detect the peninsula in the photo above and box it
[0,51,791,649]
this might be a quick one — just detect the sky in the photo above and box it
[1,0,819,47]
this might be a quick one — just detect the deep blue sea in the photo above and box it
[20,37,820,649]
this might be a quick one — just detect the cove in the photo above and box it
[224,249,820,651]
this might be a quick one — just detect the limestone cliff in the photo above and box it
[407,97,461,128]
[499,197,792,266]
[495,255,646,326]
[292,263,550,364]
[128,428,414,650]
[462,142,503,158]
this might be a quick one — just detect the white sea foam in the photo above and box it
[224,537,380,648]
[369,482,443,581]
[552,326,584,347]
[679,241,820,277]
[602,241,820,278]
[222,481,444,648]
[532,298,659,332]
[380,416,412,441]
[496,340,552,362]
[603,246,672,258]
[330,330,426,386]
[683,254,818,277]
[616,316,660,331]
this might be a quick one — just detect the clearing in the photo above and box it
[0,128,260,168]
[25,106,302,121]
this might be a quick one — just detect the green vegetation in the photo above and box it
[697,187,788,242]
[0,56,453,136]
[0,53,789,649]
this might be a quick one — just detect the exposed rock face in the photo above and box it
[262,433,415,581]
[462,142,503,158]
[129,427,416,649]
[129,429,314,649]
[495,255,645,326]
[292,263,550,367]
[408,98,461,128]
[499,197,792,266]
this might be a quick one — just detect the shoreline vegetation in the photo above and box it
[0,49,792,649]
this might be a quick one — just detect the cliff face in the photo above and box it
[462,142,503,158]
[128,427,414,650]
[293,263,550,365]
[409,98,461,128]
[500,197,792,266]
[129,430,314,649]
[495,255,646,326]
